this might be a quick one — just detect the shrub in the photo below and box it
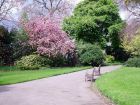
[47,55,65,67]
[47,52,77,67]
[105,55,115,63]
[125,57,140,67]
[16,54,49,70]
[78,44,105,66]
[123,34,140,56]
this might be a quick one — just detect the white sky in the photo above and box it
[12,0,126,20]
[5,0,126,28]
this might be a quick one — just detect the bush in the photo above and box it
[47,52,77,67]
[47,55,65,67]
[123,34,140,56]
[125,57,140,67]
[16,54,49,70]
[78,44,105,66]
[105,55,115,63]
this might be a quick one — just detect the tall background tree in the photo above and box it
[11,12,34,61]
[63,0,124,60]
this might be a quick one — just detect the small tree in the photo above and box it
[23,17,75,57]
[77,43,104,66]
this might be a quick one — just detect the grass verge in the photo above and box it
[0,66,91,85]
[95,67,140,105]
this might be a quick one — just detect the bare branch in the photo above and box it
[29,0,73,19]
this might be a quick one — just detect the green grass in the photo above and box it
[0,66,91,85]
[95,67,140,105]
[0,66,18,71]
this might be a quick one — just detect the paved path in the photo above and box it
[0,66,121,105]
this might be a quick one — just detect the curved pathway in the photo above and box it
[0,66,121,105]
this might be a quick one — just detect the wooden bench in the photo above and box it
[85,65,101,82]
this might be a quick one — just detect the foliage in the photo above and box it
[77,43,104,66]
[23,17,75,57]
[10,28,34,60]
[123,34,140,56]
[96,67,140,105]
[0,66,91,85]
[44,52,77,67]
[16,54,48,70]
[125,57,140,67]
[0,26,14,65]
[48,55,65,67]
[105,55,115,63]
[63,0,123,49]
[113,47,130,61]
[11,12,35,61]
[106,46,130,61]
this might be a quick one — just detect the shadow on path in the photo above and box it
[0,86,12,93]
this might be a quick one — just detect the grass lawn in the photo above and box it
[0,66,91,85]
[95,67,140,105]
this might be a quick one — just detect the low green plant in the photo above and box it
[125,57,140,67]
[105,55,115,63]
[16,54,49,70]
[123,34,140,56]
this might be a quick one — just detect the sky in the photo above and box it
[11,0,127,20]
[3,0,127,29]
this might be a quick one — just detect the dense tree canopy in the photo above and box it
[63,0,123,49]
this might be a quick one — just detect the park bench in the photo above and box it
[85,65,101,82]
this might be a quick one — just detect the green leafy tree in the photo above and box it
[77,43,105,66]
[10,28,34,61]
[63,0,123,49]
[11,12,34,61]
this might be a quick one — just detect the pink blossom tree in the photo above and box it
[23,17,75,57]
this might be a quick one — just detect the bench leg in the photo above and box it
[92,75,94,82]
